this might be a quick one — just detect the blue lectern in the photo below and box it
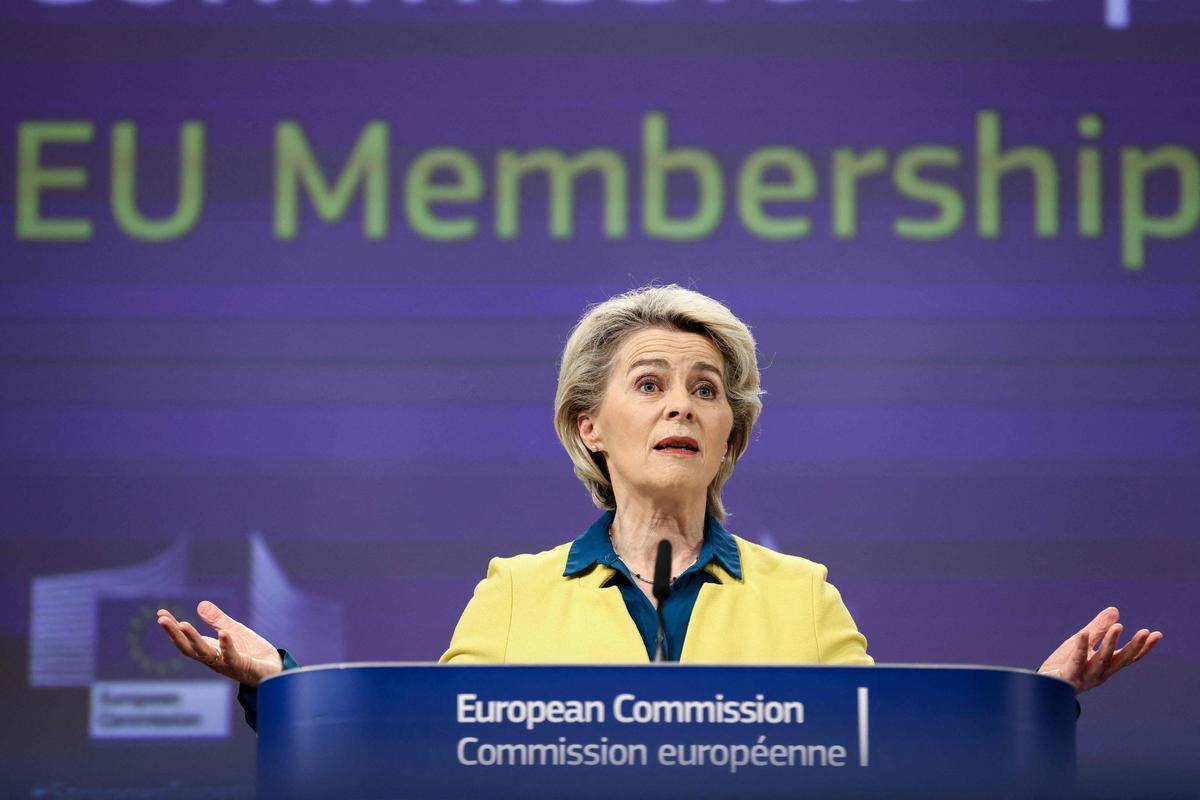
[257,664,1075,799]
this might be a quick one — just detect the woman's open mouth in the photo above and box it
[653,436,700,455]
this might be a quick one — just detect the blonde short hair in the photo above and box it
[553,285,763,522]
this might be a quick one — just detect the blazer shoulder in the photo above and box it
[732,534,830,581]
[488,541,574,584]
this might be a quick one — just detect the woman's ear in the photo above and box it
[578,413,601,453]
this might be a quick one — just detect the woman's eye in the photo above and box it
[638,380,658,393]
[696,384,717,399]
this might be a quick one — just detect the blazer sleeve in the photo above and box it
[438,557,513,664]
[235,648,300,733]
[811,565,874,665]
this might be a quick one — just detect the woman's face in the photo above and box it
[578,327,734,507]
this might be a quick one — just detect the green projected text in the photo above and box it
[15,111,1200,269]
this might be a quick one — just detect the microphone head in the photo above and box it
[652,539,673,602]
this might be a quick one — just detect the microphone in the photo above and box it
[652,539,672,662]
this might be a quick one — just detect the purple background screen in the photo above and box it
[1,1,1197,798]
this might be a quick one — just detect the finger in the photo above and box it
[157,616,199,659]
[1131,631,1163,663]
[218,630,246,676]
[197,600,234,632]
[1107,629,1150,673]
[1067,630,1089,679]
[1084,623,1122,684]
[1047,630,1088,684]
[1084,607,1120,647]
[179,621,221,665]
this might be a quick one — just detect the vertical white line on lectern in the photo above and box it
[857,686,869,767]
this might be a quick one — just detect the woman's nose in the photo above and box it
[665,386,694,420]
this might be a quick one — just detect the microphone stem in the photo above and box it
[652,538,673,663]
[655,606,668,662]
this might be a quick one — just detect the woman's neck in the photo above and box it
[609,496,706,579]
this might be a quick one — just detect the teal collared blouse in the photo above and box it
[563,510,742,661]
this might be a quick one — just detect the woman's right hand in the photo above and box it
[157,601,283,687]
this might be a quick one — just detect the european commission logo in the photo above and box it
[30,534,344,739]
[28,0,1158,32]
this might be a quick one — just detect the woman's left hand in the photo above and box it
[1037,607,1162,695]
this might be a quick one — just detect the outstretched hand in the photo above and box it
[1038,607,1162,695]
[157,601,283,688]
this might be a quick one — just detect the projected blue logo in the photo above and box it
[28,534,344,740]
[95,597,228,680]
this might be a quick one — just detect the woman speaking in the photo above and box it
[156,285,1161,713]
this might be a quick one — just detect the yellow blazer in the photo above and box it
[439,535,872,665]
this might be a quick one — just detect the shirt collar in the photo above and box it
[563,510,743,581]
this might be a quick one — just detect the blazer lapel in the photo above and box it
[680,561,743,663]
[570,564,648,662]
